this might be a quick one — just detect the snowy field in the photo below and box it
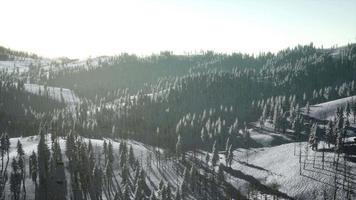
[0,58,52,74]
[24,83,80,111]
[306,96,356,121]
[3,135,183,200]
[0,56,112,76]
[217,142,356,200]
[0,60,30,74]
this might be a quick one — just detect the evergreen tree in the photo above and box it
[306,101,310,114]
[166,184,172,200]
[10,158,21,200]
[309,123,318,150]
[326,120,335,147]
[149,191,157,200]
[224,137,231,159]
[122,183,131,199]
[226,144,233,167]
[38,131,50,200]
[205,153,210,165]
[180,167,189,198]
[352,101,356,123]
[273,105,279,131]
[200,128,208,145]
[174,188,181,200]
[108,141,114,165]
[217,164,225,184]
[175,134,183,160]
[29,151,38,199]
[129,145,135,167]
[211,141,219,167]
[17,140,27,200]
[1,132,11,196]
[346,102,351,120]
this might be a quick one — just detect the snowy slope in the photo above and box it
[3,135,184,200]
[0,58,51,74]
[306,96,356,121]
[24,83,80,111]
[0,55,112,77]
[219,142,356,200]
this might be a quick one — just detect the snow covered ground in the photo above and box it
[0,58,52,74]
[24,83,80,111]
[0,60,30,74]
[218,142,356,200]
[248,122,293,147]
[3,135,183,200]
[0,56,112,77]
[306,96,356,121]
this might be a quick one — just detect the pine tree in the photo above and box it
[29,151,38,184]
[128,145,135,168]
[29,151,38,199]
[1,132,10,193]
[326,120,335,148]
[309,123,318,150]
[133,180,143,200]
[224,137,231,159]
[103,140,108,164]
[10,158,21,200]
[226,144,233,167]
[200,128,208,145]
[346,102,351,120]
[108,142,114,164]
[211,141,219,167]
[166,184,172,200]
[180,167,189,198]
[205,153,210,165]
[38,131,50,200]
[352,101,356,123]
[176,134,183,160]
[306,101,310,114]
[217,164,225,184]
[121,163,129,184]
[17,140,26,199]
[174,188,181,200]
[149,191,157,200]
[92,166,103,200]
[122,183,131,199]
[261,104,267,124]
[273,105,279,131]
[189,166,197,192]
[160,185,167,200]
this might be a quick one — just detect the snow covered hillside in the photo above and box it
[3,135,185,200]
[212,142,356,200]
[0,58,52,74]
[24,83,80,111]
[0,55,111,77]
[305,95,356,121]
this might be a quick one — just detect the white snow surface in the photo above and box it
[0,58,52,74]
[306,96,356,121]
[3,135,184,200]
[221,142,356,200]
[23,83,80,111]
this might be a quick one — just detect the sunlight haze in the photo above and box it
[1,0,355,58]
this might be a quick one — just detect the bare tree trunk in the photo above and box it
[322,143,325,169]
[313,150,316,168]
[22,169,26,200]
[304,144,308,170]
[299,142,302,175]
[343,155,347,190]
[336,152,340,171]
[333,172,337,200]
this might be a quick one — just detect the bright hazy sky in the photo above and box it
[1,0,356,58]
